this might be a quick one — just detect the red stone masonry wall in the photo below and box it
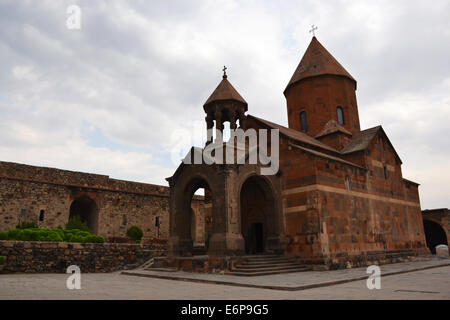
[285,75,361,136]
[279,134,427,267]
[316,131,352,151]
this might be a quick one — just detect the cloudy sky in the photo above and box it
[0,0,449,209]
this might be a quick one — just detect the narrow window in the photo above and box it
[384,166,388,180]
[39,210,45,222]
[345,176,351,191]
[300,111,308,132]
[155,216,160,227]
[337,107,344,125]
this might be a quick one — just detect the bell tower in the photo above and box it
[284,37,361,137]
[203,67,248,144]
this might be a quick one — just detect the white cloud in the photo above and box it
[0,0,449,209]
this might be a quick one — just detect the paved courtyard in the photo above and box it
[1,258,449,300]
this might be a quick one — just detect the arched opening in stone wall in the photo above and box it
[69,196,99,234]
[240,175,276,254]
[423,219,448,254]
[184,178,212,255]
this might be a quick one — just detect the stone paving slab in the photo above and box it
[1,263,449,299]
[122,256,450,291]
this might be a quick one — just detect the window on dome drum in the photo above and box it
[384,166,388,180]
[300,111,308,132]
[345,176,351,191]
[337,106,344,125]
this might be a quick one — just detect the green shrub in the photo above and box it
[54,228,65,240]
[126,226,143,241]
[8,229,22,240]
[2,226,102,243]
[16,221,38,229]
[0,256,4,265]
[37,229,49,240]
[77,231,91,237]
[21,229,36,241]
[70,235,84,243]
[64,233,73,242]
[85,235,96,243]
[46,232,63,242]
[65,215,91,232]
[82,235,103,243]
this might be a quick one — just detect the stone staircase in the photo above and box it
[227,255,311,276]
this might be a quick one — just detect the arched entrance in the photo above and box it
[181,177,212,255]
[423,219,448,254]
[69,196,99,234]
[240,175,276,254]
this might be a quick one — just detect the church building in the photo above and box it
[165,36,428,271]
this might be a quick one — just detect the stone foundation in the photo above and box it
[0,240,167,273]
[295,248,430,270]
[153,248,429,273]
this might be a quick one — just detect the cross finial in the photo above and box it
[222,65,227,78]
[309,24,318,37]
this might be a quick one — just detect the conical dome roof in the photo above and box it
[284,37,356,93]
[204,74,247,110]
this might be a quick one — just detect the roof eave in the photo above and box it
[283,74,357,96]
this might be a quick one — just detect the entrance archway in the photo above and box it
[423,219,448,254]
[240,175,276,254]
[69,196,99,234]
[182,177,212,255]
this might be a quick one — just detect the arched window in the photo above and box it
[337,107,344,125]
[345,176,351,191]
[300,111,308,132]
[39,210,45,222]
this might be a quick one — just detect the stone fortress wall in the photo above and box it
[0,161,203,241]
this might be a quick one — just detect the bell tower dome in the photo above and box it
[284,37,361,137]
[203,67,248,144]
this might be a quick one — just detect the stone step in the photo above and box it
[240,254,280,259]
[235,262,299,269]
[239,260,297,265]
[226,266,310,277]
[242,256,293,261]
[232,264,305,273]
[144,267,178,272]
[242,258,297,265]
